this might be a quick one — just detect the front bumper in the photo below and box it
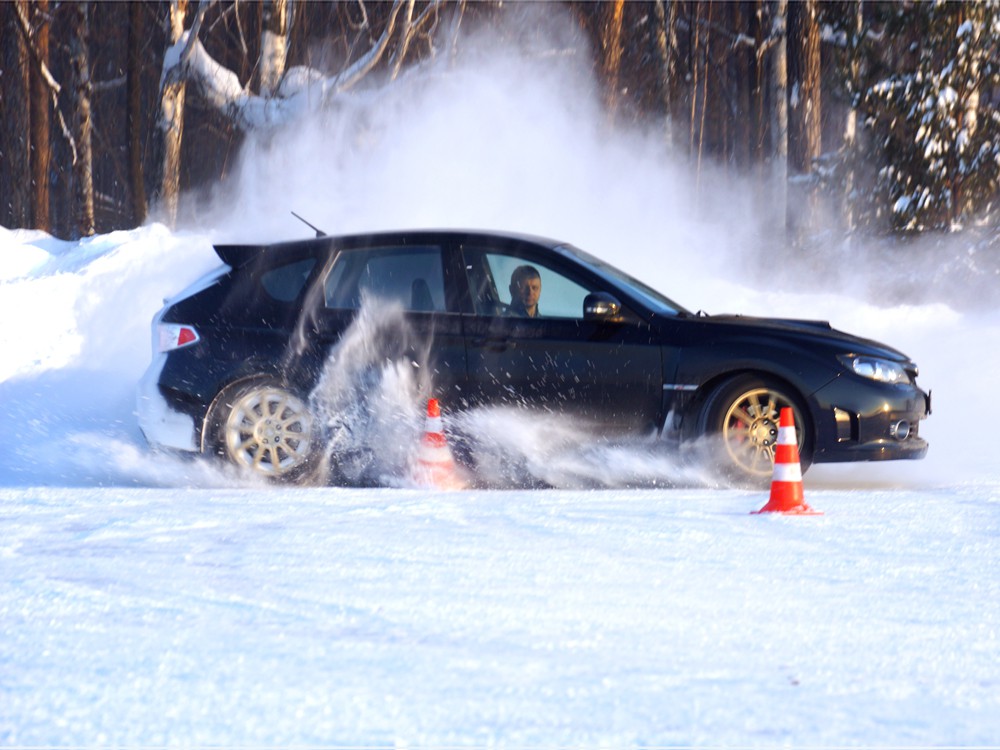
[812,377,930,464]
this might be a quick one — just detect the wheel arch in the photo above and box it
[682,367,818,448]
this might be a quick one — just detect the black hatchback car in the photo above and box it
[137,229,930,485]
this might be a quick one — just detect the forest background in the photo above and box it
[1,0,999,259]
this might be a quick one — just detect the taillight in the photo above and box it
[158,323,201,352]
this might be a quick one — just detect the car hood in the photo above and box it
[699,313,912,362]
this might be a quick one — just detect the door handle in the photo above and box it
[473,337,515,352]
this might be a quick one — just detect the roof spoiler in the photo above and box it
[213,243,268,268]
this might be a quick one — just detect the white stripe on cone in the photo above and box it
[771,462,802,483]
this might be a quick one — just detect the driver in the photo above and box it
[507,265,541,318]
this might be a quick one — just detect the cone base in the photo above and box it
[412,461,467,491]
[751,502,823,516]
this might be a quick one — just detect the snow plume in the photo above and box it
[308,296,427,486]
[191,5,1000,315]
[301,295,711,490]
[195,7,749,306]
[452,407,715,490]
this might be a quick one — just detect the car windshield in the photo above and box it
[555,244,691,316]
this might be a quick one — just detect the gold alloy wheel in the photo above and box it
[720,386,803,478]
[223,386,314,477]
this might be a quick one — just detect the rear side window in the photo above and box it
[324,246,446,311]
[260,258,317,302]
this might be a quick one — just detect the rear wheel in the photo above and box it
[207,379,318,482]
[695,374,812,485]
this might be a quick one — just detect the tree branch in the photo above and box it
[328,0,406,94]
[13,1,61,92]
[14,0,77,164]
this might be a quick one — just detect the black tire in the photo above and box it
[694,374,812,486]
[206,378,319,483]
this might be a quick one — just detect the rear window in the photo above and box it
[260,258,317,302]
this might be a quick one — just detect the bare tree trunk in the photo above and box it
[653,0,677,148]
[602,0,625,124]
[28,0,51,232]
[70,0,94,236]
[730,2,746,170]
[770,0,789,232]
[1,1,33,228]
[788,0,821,235]
[689,0,700,158]
[956,2,978,222]
[158,0,189,228]
[127,0,147,225]
[843,0,863,233]
[788,0,821,173]
[260,0,289,96]
[447,0,467,67]
[696,2,712,184]
[751,0,767,177]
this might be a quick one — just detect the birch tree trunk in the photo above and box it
[260,0,289,96]
[70,0,94,236]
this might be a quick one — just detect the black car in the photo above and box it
[137,229,930,485]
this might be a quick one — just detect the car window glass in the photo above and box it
[558,244,689,316]
[324,246,445,311]
[473,251,592,319]
[260,257,317,302]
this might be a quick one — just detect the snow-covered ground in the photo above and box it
[2,22,1000,744]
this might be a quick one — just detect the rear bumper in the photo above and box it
[136,354,199,452]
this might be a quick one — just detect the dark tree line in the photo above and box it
[2,1,998,240]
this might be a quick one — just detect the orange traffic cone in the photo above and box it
[753,407,822,515]
[412,398,466,490]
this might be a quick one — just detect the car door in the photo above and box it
[309,243,468,403]
[459,243,663,432]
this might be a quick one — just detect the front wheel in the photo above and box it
[207,379,318,482]
[694,375,812,485]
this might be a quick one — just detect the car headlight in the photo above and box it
[839,355,910,384]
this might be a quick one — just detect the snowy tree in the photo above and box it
[150,0,459,225]
[861,1,1000,232]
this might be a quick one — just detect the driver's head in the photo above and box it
[509,265,541,315]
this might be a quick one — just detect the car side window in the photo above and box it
[324,246,446,311]
[467,249,592,319]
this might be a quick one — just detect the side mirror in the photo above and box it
[584,292,622,322]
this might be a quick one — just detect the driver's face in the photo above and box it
[514,277,541,308]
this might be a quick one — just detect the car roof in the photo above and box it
[213,229,567,267]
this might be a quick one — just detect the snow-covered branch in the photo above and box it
[158,0,409,132]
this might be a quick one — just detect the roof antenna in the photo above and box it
[291,211,327,238]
